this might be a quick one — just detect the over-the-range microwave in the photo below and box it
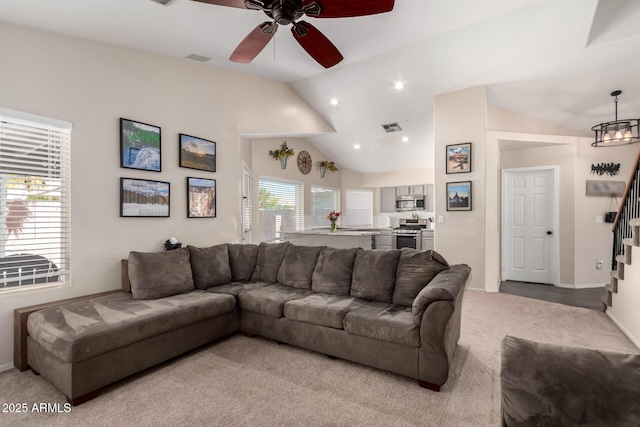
[395,194,426,211]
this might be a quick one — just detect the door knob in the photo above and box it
[547,231,553,235]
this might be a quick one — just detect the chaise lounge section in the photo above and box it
[19,242,471,404]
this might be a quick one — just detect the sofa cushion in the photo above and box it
[228,244,258,282]
[251,242,290,283]
[188,244,232,290]
[238,283,311,319]
[27,291,236,363]
[350,249,401,303]
[206,281,271,302]
[277,244,324,289]
[311,247,360,296]
[343,301,420,347]
[393,249,450,306]
[128,248,194,300]
[283,293,368,329]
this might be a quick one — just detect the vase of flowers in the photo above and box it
[268,141,295,170]
[327,210,340,232]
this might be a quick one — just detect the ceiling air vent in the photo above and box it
[381,122,402,133]
[150,0,175,5]
[185,54,212,62]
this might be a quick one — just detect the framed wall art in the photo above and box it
[120,118,161,172]
[179,133,216,172]
[446,181,472,211]
[187,177,216,218]
[446,142,471,174]
[120,178,170,217]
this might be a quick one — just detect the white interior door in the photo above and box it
[502,168,558,285]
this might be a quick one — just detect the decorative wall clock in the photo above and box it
[297,150,312,175]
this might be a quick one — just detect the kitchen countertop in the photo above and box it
[283,229,381,236]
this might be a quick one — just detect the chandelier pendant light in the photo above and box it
[592,90,640,147]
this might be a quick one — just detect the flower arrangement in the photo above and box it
[318,160,338,178]
[327,210,340,232]
[268,141,295,169]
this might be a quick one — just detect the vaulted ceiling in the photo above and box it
[1,0,639,173]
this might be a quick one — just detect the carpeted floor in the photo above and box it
[0,291,637,427]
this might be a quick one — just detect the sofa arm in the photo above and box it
[411,264,470,325]
[501,335,640,427]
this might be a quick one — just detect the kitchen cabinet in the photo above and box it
[375,229,393,250]
[380,187,396,212]
[425,184,434,211]
[421,229,434,251]
[410,185,425,195]
[396,186,410,196]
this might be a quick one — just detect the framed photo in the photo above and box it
[446,181,472,211]
[120,118,161,172]
[179,133,216,172]
[120,178,170,217]
[446,142,471,174]
[187,177,216,218]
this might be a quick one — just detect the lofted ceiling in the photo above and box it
[1,0,639,173]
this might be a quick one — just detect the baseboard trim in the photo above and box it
[606,311,640,350]
[557,283,605,289]
[0,363,14,372]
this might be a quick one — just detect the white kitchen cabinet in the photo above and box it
[380,187,396,212]
[421,229,434,251]
[396,186,410,196]
[425,184,434,211]
[375,229,393,249]
[410,185,425,195]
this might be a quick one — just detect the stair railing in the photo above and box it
[611,148,640,270]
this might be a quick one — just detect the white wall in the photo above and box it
[0,22,331,368]
[433,86,487,290]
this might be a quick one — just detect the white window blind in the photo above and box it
[0,111,71,291]
[344,189,373,228]
[258,178,303,242]
[242,166,252,234]
[311,186,340,228]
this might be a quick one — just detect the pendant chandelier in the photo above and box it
[592,90,640,147]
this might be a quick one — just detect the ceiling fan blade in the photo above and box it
[191,0,249,9]
[230,22,278,63]
[291,21,343,68]
[303,0,394,18]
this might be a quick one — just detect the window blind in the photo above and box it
[0,111,71,291]
[242,166,252,234]
[344,189,373,228]
[311,186,340,228]
[258,178,303,242]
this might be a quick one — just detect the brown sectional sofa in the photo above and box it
[23,242,471,404]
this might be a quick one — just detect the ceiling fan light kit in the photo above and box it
[193,0,395,68]
[592,90,640,147]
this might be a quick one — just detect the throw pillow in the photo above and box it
[187,244,232,289]
[311,247,360,296]
[251,241,290,283]
[227,244,258,281]
[277,244,324,289]
[393,249,450,306]
[128,248,194,300]
[350,249,401,303]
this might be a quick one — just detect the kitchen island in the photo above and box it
[282,229,380,249]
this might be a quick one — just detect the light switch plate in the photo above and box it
[596,216,603,224]
[438,216,444,224]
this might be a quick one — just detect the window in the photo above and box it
[343,189,373,228]
[0,108,71,292]
[258,178,303,242]
[242,165,252,236]
[311,186,340,228]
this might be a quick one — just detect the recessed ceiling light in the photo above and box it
[353,144,361,149]
[330,98,339,106]
[394,81,405,90]
[402,136,409,143]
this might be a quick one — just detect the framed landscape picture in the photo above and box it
[120,118,161,172]
[446,181,472,211]
[179,134,216,172]
[446,142,471,174]
[120,178,170,217]
[187,177,216,218]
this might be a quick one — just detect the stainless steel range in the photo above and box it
[393,218,427,250]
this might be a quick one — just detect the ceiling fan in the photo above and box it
[192,0,395,68]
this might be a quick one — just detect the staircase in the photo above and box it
[603,219,638,312]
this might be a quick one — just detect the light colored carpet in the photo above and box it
[0,291,637,427]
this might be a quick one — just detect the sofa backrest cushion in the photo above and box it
[393,249,450,306]
[251,241,290,283]
[312,247,360,296]
[228,244,258,282]
[128,248,194,300]
[350,249,401,303]
[277,244,324,289]
[187,244,232,289]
